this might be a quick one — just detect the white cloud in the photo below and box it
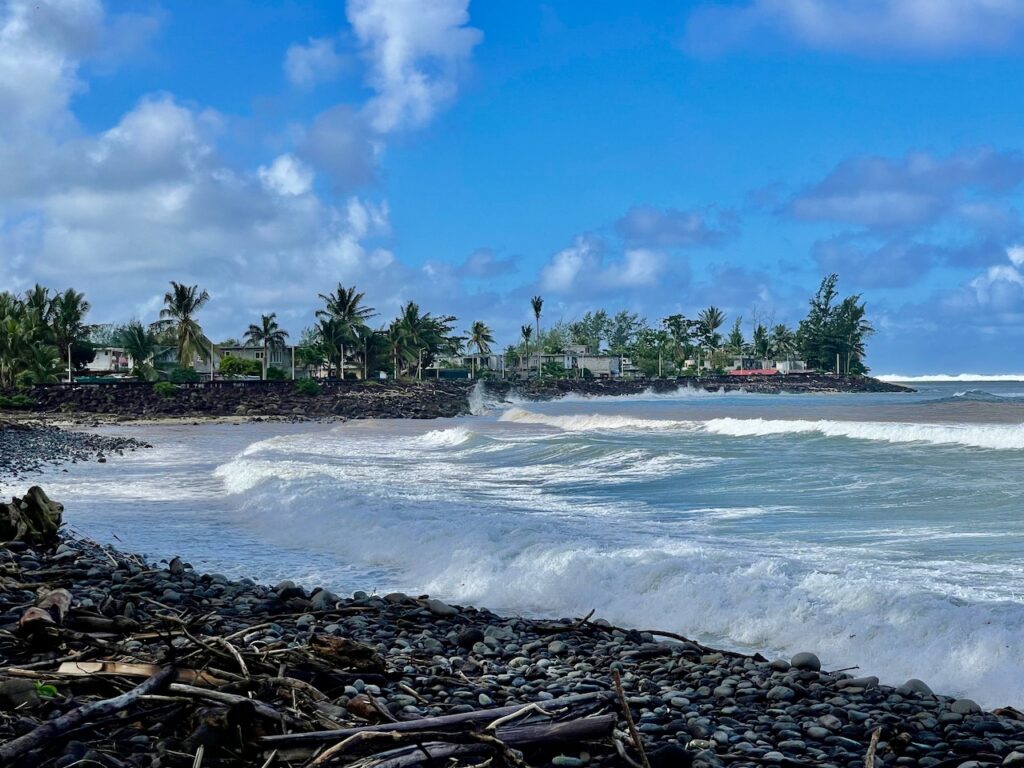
[346,0,482,133]
[540,236,597,292]
[259,154,314,196]
[284,36,347,88]
[685,0,1024,57]
[1009,245,1024,267]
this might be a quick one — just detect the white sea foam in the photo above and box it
[703,417,1024,450]
[499,407,1024,450]
[878,373,1024,383]
[498,407,692,431]
[211,463,1024,708]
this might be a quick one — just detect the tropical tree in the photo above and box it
[727,318,745,355]
[661,314,696,370]
[316,317,347,379]
[520,325,533,377]
[796,274,873,374]
[751,323,770,360]
[385,302,459,378]
[50,289,92,364]
[244,313,290,379]
[769,324,795,363]
[530,295,543,376]
[467,320,495,378]
[697,306,726,369]
[317,284,375,379]
[568,310,608,353]
[156,282,210,370]
[118,321,161,381]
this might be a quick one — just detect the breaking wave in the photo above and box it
[878,373,1024,383]
[703,417,1024,451]
[498,407,691,432]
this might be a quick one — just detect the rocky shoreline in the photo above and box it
[0,420,149,493]
[1,374,911,426]
[1,493,1022,768]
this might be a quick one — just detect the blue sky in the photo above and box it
[3,1,1024,374]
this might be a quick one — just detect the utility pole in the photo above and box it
[291,346,295,381]
[67,344,72,384]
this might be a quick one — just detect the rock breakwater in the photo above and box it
[4,380,475,424]
[0,491,1021,768]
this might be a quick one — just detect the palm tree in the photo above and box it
[769,324,795,365]
[317,284,376,379]
[244,313,290,380]
[530,295,543,376]
[466,320,495,378]
[119,321,160,381]
[156,282,210,370]
[520,324,532,378]
[697,305,726,370]
[316,317,347,379]
[50,288,91,365]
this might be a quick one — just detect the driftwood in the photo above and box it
[259,691,609,747]
[0,666,174,764]
[613,670,651,768]
[57,660,226,686]
[319,716,616,768]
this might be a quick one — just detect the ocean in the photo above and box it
[37,380,1024,708]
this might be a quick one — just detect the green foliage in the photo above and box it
[796,274,873,374]
[266,366,286,380]
[154,381,178,397]
[155,282,210,369]
[0,285,89,387]
[295,378,321,396]
[34,682,58,699]
[118,321,162,380]
[220,356,262,377]
[316,284,377,378]
[385,301,459,378]
[244,313,289,379]
[168,367,200,384]
[0,393,36,409]
[568,310,608,352]
[541,360,568,378]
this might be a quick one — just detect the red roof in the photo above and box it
[728,369,779,376]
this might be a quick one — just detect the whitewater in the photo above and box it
[37,380,1024,709]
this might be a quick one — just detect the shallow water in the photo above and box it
[36,381,1024,708]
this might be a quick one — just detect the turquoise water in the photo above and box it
[38,381,1024,707]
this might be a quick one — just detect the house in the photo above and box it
[86,347,133,373]
[510,348,623,378]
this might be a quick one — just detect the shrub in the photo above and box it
[0,394,36,409]
[220,356,262,377]
[154,381,178,397]
[295,378,321,396]
[169,367,201,384]
[266,366,287,381]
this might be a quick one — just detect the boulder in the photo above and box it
[0,486,63,543]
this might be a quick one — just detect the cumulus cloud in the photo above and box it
[684,0,1024,57]
[615,206,738,249]
[259,154,315,197]
[284,36,348,88]
[539,236,676,295]
[787,149,1024,232]
[346,0,482,133]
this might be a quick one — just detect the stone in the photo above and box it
[310,589,340,611]
[1003,752,1024,767]
[766,685,796,702]
[458,628,485,650]
[951,698,981,715]
[900,678,934,696]
[790,652,821,672]
[425,598,459,617]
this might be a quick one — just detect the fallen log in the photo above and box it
[0,666,174,764]
[258,691,610,747]
[57,660,226,686]
[324,716,617,768]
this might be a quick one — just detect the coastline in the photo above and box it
[0,374,912,427]
[1,514,1022,767]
